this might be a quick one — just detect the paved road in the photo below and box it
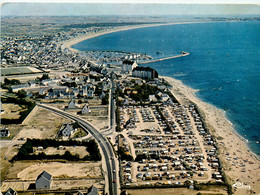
[37,104,118,195]
[102,77,116,136]
[109,78,116,131]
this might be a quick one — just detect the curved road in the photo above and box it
[37,104,118,195]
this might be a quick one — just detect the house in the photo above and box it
[41,79,52,85]
[87,88,95,98]
[4,188,17,195]
[161,93,170,102]
[52,86,68,93]
[132,66,158,80]
[81,104,91,114]
[87,185,98,195]
[60,123,75,137]
[0,129,10,137]
[10,84,30,92]
[148,95,157,102]
[122,60,138,73]
[63,92,75,99]
[47,92,57,99]
[39,87,51,95]
[67,99,76,109]
[28,80,36,87]
[35,171,52,189]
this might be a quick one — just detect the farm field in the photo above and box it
[1,66,43,76]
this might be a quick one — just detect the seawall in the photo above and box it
[138,52,190,64]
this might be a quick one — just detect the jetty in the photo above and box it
[139,51,190,64]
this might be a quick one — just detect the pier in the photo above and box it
[139,51,190,64]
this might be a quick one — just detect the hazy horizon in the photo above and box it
[1,3,260,16]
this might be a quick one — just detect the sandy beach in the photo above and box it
[162,76,260,194]
[60,22,199,53]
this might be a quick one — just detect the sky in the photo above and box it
[1,1,260,16]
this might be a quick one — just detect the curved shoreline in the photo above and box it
[60,22,204,52]
[162,76,260,193]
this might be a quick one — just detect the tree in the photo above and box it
[4,78,10,85]
[17,90,27,98]
[101,94,109,105]
[41,74,50,81]
[135,154,147,162]
[4,78,21,85]
[118,147,133,161]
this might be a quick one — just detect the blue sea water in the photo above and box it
[72,21,260,155]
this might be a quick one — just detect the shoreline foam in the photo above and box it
[162,76,260,194]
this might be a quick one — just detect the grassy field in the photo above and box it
[73,129,88,138]
[1,67,43,76]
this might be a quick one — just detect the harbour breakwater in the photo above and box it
[139,52,190,64]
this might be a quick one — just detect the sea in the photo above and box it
[72,21,260,155]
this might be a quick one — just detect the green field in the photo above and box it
[1,67,42,76]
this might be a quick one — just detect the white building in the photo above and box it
[61,123,75,137]
[35,171,52,189]
[81,104,91,114]
[122,60,138,73]
[132,66,158,80]
[67,99,76,109]
[148,95,157,102]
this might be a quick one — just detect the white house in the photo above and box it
[35,171,52,189]
[122,60,138,73]
[0,129,10,137]
[67,99,76,109]
[10,84,30,92]
[4,188,17,195]
[81,104,91,114]
[61,123,75,137]
[148,95,157,102]
[161,93,170,102]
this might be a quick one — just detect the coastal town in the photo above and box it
[1,15,259,195]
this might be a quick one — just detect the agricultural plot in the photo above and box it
[1,66,43,76]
